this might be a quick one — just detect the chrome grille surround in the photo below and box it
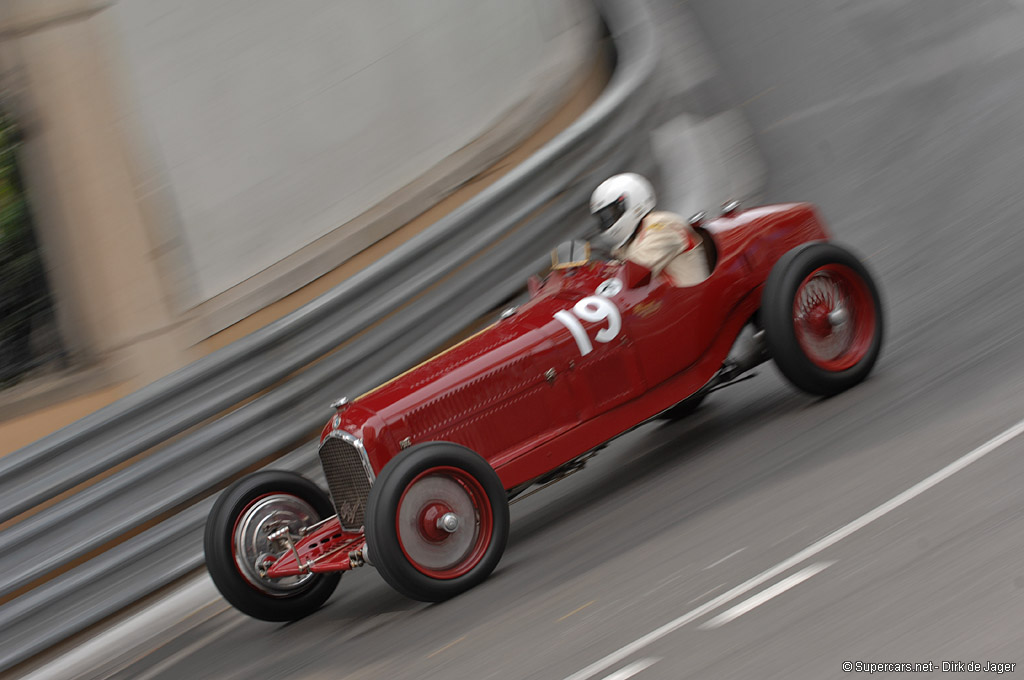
[318,431,374,530]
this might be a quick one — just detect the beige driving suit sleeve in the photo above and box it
[616,211,710,287]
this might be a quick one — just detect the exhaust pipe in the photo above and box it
[721,324,768,381]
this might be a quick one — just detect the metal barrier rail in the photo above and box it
[0,0,660,671]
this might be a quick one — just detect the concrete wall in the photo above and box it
[111,0,593,305]
[0,0,597,389]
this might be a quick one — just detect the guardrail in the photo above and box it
[0,0,660,671]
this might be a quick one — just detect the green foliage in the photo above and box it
[0,111,57,386]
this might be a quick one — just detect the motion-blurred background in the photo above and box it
[3,0,1024,677]
[0,0,600,438]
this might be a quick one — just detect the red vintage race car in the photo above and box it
[204,201,883,621]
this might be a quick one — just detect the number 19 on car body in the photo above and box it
[553,295,622,356]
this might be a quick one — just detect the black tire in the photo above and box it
[204,470,341,621]
[762,242,883,396]
[365,442,510,602]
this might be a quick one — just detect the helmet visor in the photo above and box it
[594,197,626,232]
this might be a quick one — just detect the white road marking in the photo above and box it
[688,583,726,604]
[562,417,1024,680]
[599,658,660,680]
[699,561,834,629]
[703,547,745,570]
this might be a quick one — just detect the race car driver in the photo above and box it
[590,173,710,287]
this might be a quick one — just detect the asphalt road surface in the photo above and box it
[102,1,1024,678]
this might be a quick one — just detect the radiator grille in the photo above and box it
[318,435,372,530]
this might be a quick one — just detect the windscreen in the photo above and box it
[550,240,592,269]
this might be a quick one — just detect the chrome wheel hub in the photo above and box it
[828,307,848,327]
[398,475,478,572]
[795,272,854,362]
[438,512,460,533]
[233,494,318,596]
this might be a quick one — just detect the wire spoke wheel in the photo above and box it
[763,243,883,396]
[792,264,876,371]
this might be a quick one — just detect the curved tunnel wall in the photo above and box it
[112,0,595,304]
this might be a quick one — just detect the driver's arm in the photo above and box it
[626,219,693,278]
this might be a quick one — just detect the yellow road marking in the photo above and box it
[557,600,596,622]
[740,85,777,108]
[426,635,467,659]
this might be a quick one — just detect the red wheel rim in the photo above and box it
[792,263,876,371]
[395,466,493,579]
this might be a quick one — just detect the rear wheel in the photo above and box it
[365,442,509,602]
[204,471,341,621]
[762,243,883,396]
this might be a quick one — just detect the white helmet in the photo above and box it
[589,173,656,250]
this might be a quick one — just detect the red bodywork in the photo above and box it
[271,203,827,577]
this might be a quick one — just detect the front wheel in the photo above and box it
[204,470,341,621]
[365,442,510,602]
[762,242,884,396]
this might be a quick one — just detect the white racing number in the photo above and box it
[553,295,622,356]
